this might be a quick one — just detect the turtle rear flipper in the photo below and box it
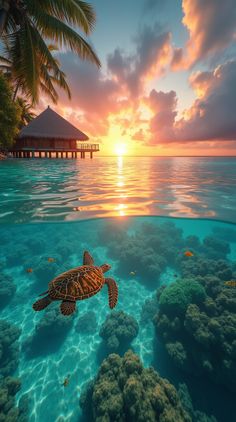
[60,300,76,316]
[33,295,52,311]
[105,278,118,309]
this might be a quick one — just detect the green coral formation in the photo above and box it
[80,351,189,422]
[0,321,21,377]
[0,377,28,422]
[80,350,216,422]
[154,275,236,392]
[99,311,139,353]
[159,279,206,316]
[0,321,27,421]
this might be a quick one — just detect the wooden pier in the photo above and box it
[9,144,99,159]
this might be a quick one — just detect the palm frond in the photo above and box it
[33,12,100,66]
[26,0,96,35]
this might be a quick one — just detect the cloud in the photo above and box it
[107,24,172,97]
[176,60,236,141]
[173,0,236,68]
[132,128,146,142]
[145,89,178,143]
[146,60,236,144]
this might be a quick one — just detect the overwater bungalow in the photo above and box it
[10,106,99,159]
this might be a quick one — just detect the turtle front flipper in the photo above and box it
[83,251,94,266]
[105,278,118,309]
[60,300,76,316]
[33,295,52,312]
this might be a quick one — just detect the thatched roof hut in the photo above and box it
[16,106,88,150]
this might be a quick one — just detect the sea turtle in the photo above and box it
[32,251,118,316]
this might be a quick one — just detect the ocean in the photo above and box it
[0,157,235,422]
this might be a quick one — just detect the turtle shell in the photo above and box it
[48,265,104,301]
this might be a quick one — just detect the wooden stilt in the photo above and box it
[90,151,93,159]
[65,151,68,158]
[49,151,52,158]
[39,151,42,158]
[56,152,58,158]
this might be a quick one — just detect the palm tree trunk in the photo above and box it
[0,1,10,36]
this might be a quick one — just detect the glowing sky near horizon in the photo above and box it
[38,0,236,156]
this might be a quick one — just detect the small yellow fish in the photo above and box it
[26,268,33,273]
[225,281,236,287]
[48,257,55,263]
[62,375,70,387]
[130,271,136,276]
[184,250,194,257]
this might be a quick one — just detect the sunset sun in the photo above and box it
[114,143,127,156]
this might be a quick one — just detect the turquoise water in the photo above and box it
[0,157,236,422]
[0,157,236,223]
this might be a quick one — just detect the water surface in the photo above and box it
[0,156,236,223]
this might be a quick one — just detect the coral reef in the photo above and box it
[75,311,97,334]
[98,221,185,288]
[0,273,16,309]
[0,321,21,377]
[80,350,215,422]
[99,311,139,353]
[154,274,236,392]
[24,307,74,358]
[140,295,159,324]
[0,377,29,422]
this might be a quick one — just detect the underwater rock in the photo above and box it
[0,320,21,376]
[0,273,16,309]
[99,311,139,354]
[80,350,196,422]
[75,311,97,334]
[24,307,74,358]
[0,377,21,421]
[154,274,236,393]
[140,295,159,324]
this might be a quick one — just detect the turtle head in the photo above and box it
[100,263,111,273]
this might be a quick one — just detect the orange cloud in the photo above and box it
[172,0,236,69]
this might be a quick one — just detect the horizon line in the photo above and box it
[96,155,236,158]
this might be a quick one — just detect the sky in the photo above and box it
[39,0,236,156]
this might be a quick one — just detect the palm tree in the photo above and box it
[16,97,35,128]
[0,43,71,103]
[0,1,100,102]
